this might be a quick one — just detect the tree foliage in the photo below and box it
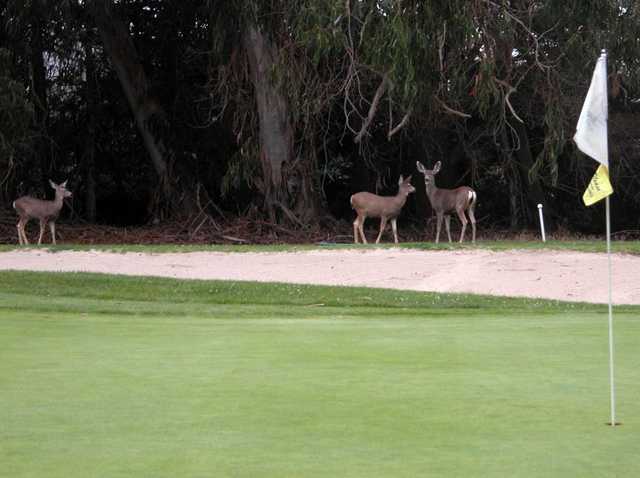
[1,0,639,234]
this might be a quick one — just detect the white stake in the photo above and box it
[537,204,546,242]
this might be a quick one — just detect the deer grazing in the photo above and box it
[350,175,415,244]
[416,161,477,243]
[13,180,73,245]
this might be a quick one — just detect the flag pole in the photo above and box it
[573,48,618,426]
[606,195,616,426]
[602,48,617,427]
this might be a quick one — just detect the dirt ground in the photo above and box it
[1,248,639,305]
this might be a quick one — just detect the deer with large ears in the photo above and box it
[13,180,73,245]
[416,161,477,243]
[350,175,415,244]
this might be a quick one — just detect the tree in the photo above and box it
[2,0,639,236]
[243,23,297,223]
[0,48,35,204]
[209,2,325,225]
[81,31,98,222]
[86,0,174,217]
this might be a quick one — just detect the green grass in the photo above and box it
[1,271,639,477]
[1,238,640,254]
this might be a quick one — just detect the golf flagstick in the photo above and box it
[573,49,618,426]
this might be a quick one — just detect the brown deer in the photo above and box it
[416,161,477,243]
[13,180,73,245]
[350,175,415,244]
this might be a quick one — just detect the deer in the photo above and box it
[350,175,415,244]
[13,180,73,245]
[416,161,477,243]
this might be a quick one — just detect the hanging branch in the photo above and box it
[387,107,412,140]
[494,77,524,123]
[438,21,447,73]
[354,74,391,143]
[482,0,560,71]
[434,96,472,119]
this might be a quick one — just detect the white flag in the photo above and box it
[574,52,608,166]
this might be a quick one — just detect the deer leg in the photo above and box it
[37,220,46,245]
[444,215,452,243]
[22,223,29,245]
[23,221,30,245]
[16,218,24,245]
[468,206,477,243]
[435,213,443,243]
[16,221,23,245]
[358,216,368,244]
[19,218,30,245]
[456,209,468,243]
[375,217,388,244]
[353,217,360,243]
[391,218,399,243]
[50,221,56,245]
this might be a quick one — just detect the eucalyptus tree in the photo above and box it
[208,0,640,229]
[208,1,492,224]
[207,1,454,223]
[467,0,640,229]
[2,0,637,233]
[1,0,101,214]
[85,0,223,220]
[0,48,35,204]
[208,2,313,224]
[86,0,175,218]
[1,0,52,194]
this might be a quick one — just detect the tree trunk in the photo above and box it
[290,153,321,223]
[82,40,97,222]
[500,128,522,229]
[501,123,553,230]
[512,121,554,229]
[243,24,295,223]
[507,163,520,230]
[30,0,49,192]
[87,0,173,217]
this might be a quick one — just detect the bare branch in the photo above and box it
[438,21,447,73]
[494,78,524,123]
[388,108,412,140]
[354,74,391,143]
[482,0,560,71]
[434,96,472,119]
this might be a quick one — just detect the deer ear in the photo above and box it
[433,161,442,174]
[49,180,57,189]
[398,175,404,185]
[61,180,68,188]
[406,175,412,183]
[416,161,426,173]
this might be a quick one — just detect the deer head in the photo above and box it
[49,180,73,199]
[416,161,441,189]
[398,175,416,195]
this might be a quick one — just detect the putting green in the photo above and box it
[1,271,638,477]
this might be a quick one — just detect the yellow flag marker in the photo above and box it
[583,164,613,206]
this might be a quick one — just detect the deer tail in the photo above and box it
[468,190,477,209]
